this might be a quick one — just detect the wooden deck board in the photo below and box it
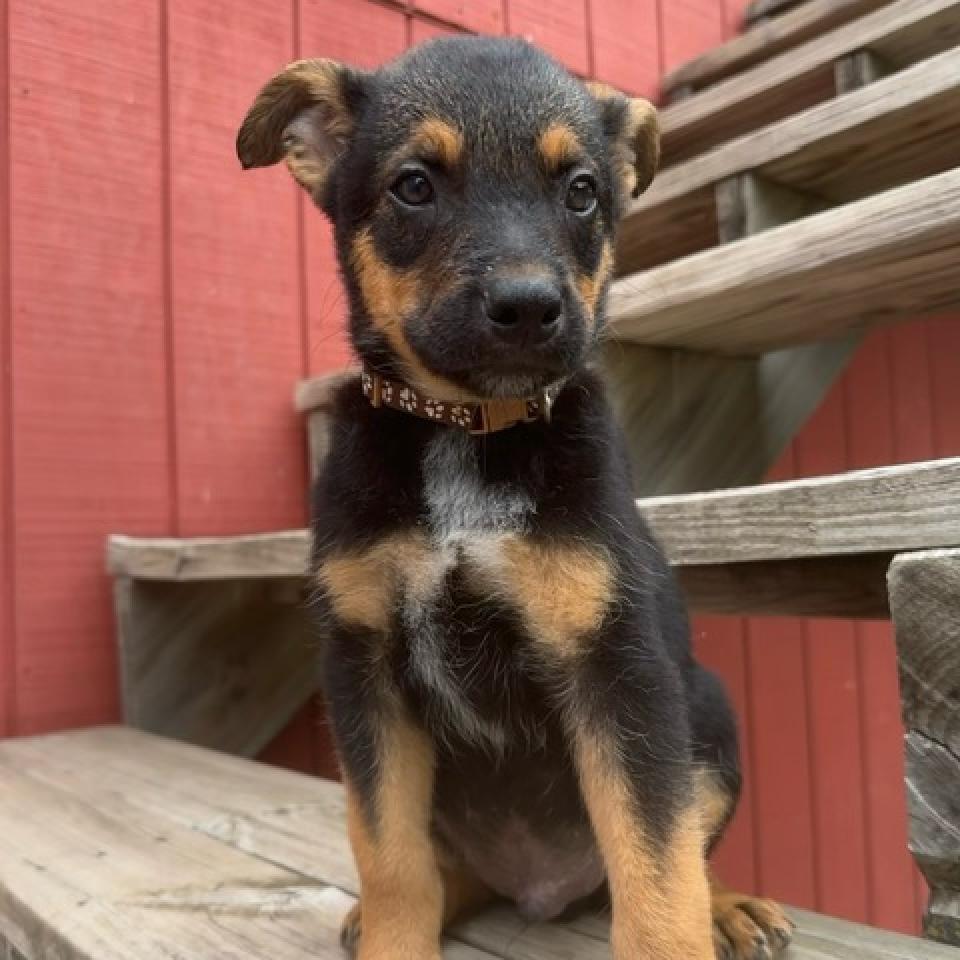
[1,728,952,958]
[620,47,960,272]
[663,0,891,98]
[608,167,960,353]
[108,458,960,576]
[659,0,960,164]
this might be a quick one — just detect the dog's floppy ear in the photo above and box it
[236,58,367,197]
[586,82,659,198]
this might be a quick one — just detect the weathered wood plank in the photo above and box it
[659,0,960,164]
[0,729,495,960]
[109,458,960,580]
[115,578,314,757]
[888,549,960,945]
[620,47,960,273]
[663,0,891,98]
[609,167,960,353]
[746,0,813,24]
[833,48,890,93]
[108,531,309,580]
[598,334,856,497]
[677,554,892,619]
[0,728,948,958]
[643,458,960,565]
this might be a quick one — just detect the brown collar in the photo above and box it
[361,368,556,435]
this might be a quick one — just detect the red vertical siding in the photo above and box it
[0,0,12,740]
[300,0,407,379]
[168,1,305,537]
[8,0,169,734]
[507,0,591,74]
[0,0,952,934]
[591,0,661,96]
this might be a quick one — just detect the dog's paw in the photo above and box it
[712,892,794,959]
[340,903,362,955]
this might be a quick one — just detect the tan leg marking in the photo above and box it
[576,734,715,959]
[341,853,494,956]
[485,538,615,657]
[344,718,444,960]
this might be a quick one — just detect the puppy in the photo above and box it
[238,36,793,960]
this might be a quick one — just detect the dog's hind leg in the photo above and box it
[687,663,795,959]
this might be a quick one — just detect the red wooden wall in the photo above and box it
[0,0,954,935]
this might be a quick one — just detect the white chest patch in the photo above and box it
[403,431,536,751]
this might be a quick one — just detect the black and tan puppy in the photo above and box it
[238,36,793,960]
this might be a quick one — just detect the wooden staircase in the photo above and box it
[4,1,960,956]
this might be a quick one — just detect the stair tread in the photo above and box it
[608,166,960,353]
[659,0,960,165]
[109,456,960,577]
[620,46,960,272]
[663,0,891,98]
[1,726,954,959]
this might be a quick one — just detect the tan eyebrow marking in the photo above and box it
[408,117,465,169]
[538,121,584,174]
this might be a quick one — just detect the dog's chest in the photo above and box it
[398,432,538,747]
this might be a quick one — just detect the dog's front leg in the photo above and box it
[572,728,715,959]
[343,713,444,960]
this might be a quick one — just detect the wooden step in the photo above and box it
[608,166,960,353]
[746,0,822,25]
[659,0,960,165]
[2,726,955,959]
[620,46,960,272]
[662,0,892,100]
[109,456,960,620]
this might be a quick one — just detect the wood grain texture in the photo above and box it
[142,460,960,574]
[108,531,310,580]
[677,554,892,618]
[8,0,169,735]
[608,167,960,353]
[889,549,960,945]
[663,0,891,96]
[0,727,952,958]
[642,456,960,565]
[659,0,960,164]
[599,335,856,496]
[115,578,315,757]
[746,0,812,24]
[619,47,960,273]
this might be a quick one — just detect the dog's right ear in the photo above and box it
[236,59,366,198]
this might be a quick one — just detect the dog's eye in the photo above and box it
[391,171,435,207]
[566,175,597,214]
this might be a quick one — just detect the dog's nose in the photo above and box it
[486,276,563,345]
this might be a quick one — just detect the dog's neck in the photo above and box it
[361,367,558,435]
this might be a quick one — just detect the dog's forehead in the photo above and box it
[372,37,601,161]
